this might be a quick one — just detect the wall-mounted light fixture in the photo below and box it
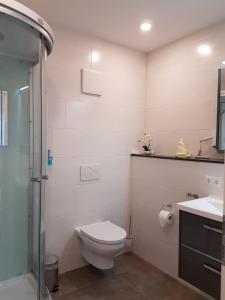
[89,49,100,66]
[19,85,29,92]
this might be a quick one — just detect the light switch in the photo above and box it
[80,164,100,181]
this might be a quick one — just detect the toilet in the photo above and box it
[75,221,127,269]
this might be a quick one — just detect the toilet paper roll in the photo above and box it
[159,210,174,228]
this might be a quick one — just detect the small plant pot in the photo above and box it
[143,150,151,154]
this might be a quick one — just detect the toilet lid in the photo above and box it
[80,221,127,245]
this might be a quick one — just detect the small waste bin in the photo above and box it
[45,254,59,293]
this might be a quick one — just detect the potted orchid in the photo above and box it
[138,133,152,154]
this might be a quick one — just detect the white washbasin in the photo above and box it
[177,197,223,222]
[209,199,223,212]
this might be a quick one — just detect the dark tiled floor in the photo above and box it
[52,253,207,300]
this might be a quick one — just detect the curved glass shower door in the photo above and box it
[0,12,48,300]
[0,55,30,282]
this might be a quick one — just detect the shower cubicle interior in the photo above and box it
[0,3,53,300]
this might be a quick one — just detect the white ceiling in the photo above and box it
[18,0,225,52]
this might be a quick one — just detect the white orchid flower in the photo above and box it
[137,133,152,151]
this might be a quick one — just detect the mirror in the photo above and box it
[216,68,225,150]
[0,90,8,146]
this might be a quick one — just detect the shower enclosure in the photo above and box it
[0,1,53,299]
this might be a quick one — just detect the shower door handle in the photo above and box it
[31,177,41,183]
[31,175,48,182]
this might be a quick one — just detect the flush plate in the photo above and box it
[80,164,100,181]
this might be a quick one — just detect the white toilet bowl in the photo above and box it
[75,221,127,269]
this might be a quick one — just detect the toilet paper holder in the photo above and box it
[159,204,174,228]
[160,203,174,213]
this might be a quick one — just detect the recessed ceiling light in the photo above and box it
[140,22,152,32]
[197,44,211,56]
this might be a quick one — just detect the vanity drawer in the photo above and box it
[180,245,221,299]
[180,211,222,259]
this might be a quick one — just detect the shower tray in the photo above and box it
[0,274,51,300]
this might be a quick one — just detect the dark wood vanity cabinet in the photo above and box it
[179,211,222,299]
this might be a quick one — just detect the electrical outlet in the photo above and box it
[205,176,212,185]
[212,177,222,187]
[205,176,222,187]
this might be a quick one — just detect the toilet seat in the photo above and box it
[79,221,127,245]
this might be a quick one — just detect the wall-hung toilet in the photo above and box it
[75,221,127,269]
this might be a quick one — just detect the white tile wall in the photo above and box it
[46,26,146,273]
[130,22,225,288]
[131,157,224,278]
[145,21,225,157]
[45,22,225,277]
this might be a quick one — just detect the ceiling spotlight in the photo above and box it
[140,22,152,32]
[197,44,211,56]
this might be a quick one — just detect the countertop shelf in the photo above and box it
[177,197,223,222]
[131,153,224,164]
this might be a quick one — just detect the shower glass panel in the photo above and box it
[0,4,53,300]
[0,54,30,281]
